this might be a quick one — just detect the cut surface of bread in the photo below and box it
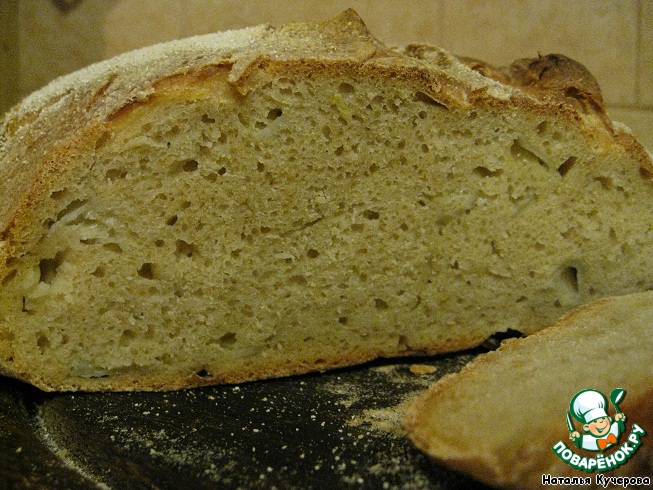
[1,10,653,391]
[403,291,653,488]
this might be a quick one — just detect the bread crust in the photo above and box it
[404,291,653,488]
[0,10,652,392]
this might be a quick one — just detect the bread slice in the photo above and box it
[403,291,653,488]
[1,10,652,391]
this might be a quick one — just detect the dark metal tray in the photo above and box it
[0,349,493,489]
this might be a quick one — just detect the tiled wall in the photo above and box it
[2,0,651,150]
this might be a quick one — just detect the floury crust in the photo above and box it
[1,10,653,392]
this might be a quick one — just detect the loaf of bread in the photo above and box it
[1,10,652,391]
[403,291,653,488]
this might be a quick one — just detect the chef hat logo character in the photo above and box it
[571,389,609,424]
[565,388,629,453]
[555,388,644,467]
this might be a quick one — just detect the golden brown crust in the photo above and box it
[1,10,652,393]
[459,53,613,134]
[404,292,653,488]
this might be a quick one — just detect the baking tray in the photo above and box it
[0,346,499,489]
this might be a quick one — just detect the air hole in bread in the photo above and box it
[106,168,128,181]
[594,176,612,189]
[557,156,577,177]
[414,91,448,110]
[120,329,135,345]
[56,199,88,222]
[0,266,17,287]
[322,125,332,141]
[165,124,181,138]
[137,263,156,280]
[71,362,109,379]
[307,249,319,259]
[289,275,307,285]
[374,298,389,310]
[267,108,283,120]
[196,369,210,378]
[94,131,111,150]
[102,243,123,254]
[201,113,215,124]
[218,332,237,347]
[91,266,105,278]
[39,251,65,284]
[175,239,198,258]
[203,172,218,183]
[166,215,178,226]
[183,160,199,172]
[473,166,503,178]
[397,335,409,350]
[170,159,199,174]
[241,304,254,317]
[362,210,380,220]
[338,82,354,94]
[49,189,68,200]
[511,139,549,170]
[36,333,51,354]
[237,112,249,127]
[640,166,653,180]
[560,266,579,293]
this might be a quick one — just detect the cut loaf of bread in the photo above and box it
[403,291,653,488]
[1,10,652,391]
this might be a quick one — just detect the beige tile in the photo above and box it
[639,0,653,106]
[441,0,638,106]
[608,107,653,153]
[18,0,114,97]
[352,0,445,46]
[0,0,20,113]
[179,0,444,47]
[104,0,183,57]
[102,1,444,56]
